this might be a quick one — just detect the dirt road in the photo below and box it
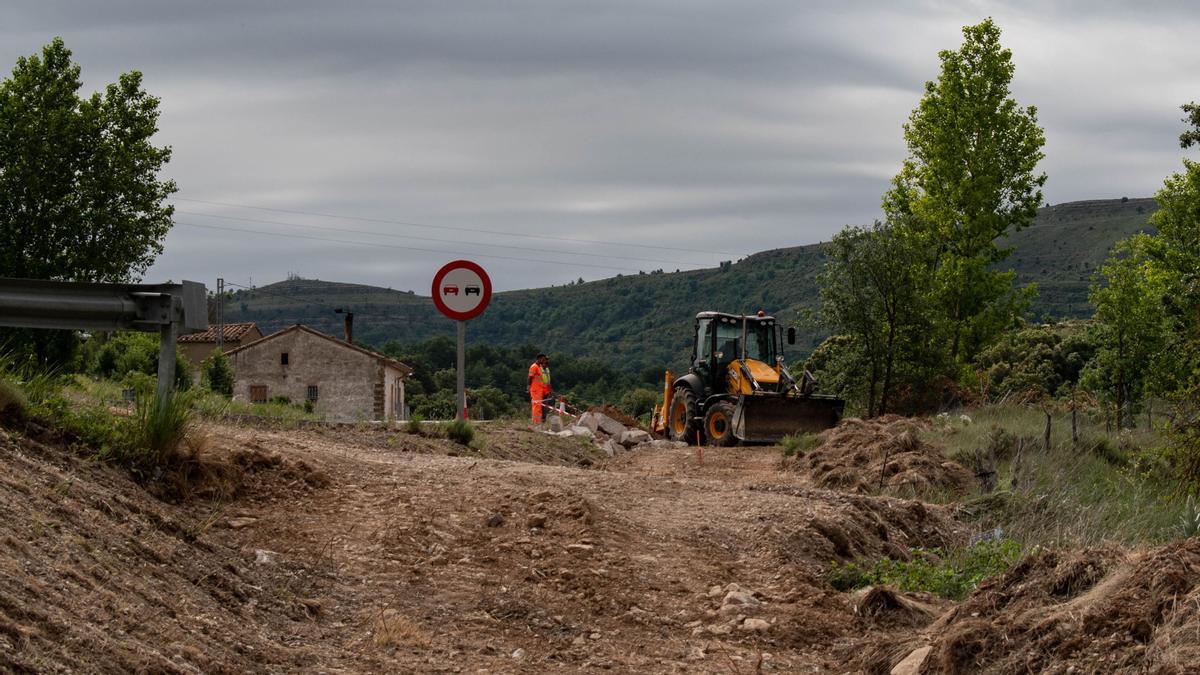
[1,418,969,673]
[192,423,964,673]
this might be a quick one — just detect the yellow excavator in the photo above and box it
[651,311,844,445]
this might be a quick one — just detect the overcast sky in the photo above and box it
[4,1,1198,293]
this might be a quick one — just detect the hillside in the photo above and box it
[1003,197,1158,318]
[223,198,1157,373]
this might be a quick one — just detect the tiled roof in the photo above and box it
[178,322,259,343]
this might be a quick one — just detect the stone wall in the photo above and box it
[230,329,386,421]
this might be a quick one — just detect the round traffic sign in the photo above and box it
[431,260,492,321]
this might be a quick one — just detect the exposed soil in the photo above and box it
[1,415,969,673]
[4,412,1198,673]
[860,541,1200,674]
[791,416,975,498]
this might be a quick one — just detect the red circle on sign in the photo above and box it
[431,260,492,321]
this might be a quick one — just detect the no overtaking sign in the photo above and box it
[431,260,492,421]
[432,259,492,321]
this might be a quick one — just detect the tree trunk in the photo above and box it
[866,359,879,419]
[880,322,897,416]
[1115,376,1125,431]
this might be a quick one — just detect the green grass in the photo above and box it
[192,391,322,427]
[98,390,196,469]
[929,404,1181,548]
[779,432,822,458]
[827,539,1022,600]
[0,376,28,416]
[445,418,474,446]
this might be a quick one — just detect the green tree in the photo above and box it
[818,223,930,416]
[200,348,235,398]
[1082,236,1170,429]
[883,18,1045,365]
[0,38,175,281]
[1181,101,1200,149]
[0,38,176,364]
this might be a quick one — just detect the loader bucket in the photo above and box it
[730,394,844,443]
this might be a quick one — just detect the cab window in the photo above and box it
[696,318,712,361]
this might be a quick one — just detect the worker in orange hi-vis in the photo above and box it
[528,353,551,423]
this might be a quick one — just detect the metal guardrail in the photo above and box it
[0,278,208,401]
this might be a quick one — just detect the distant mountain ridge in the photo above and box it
[223,197,1158,374]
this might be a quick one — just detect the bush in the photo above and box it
[87,332,190,390]
[406,412,425,435]
[411,390,457,420]
[446,418,474,446]
[468,385,516,420]
[827,539,1022,600]
[200,348,234,397]
[619,388,660,419]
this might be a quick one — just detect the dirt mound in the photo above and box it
[0,422,353,672]
[795,416,974,496]
[867,540,1200,673]
[851,586,946,629]
[750,485,968,568]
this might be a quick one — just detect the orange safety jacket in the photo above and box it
[528,362,551,396]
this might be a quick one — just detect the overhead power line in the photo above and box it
[175,221,655,272]
[175,209,708,268]
[173,196,750,258]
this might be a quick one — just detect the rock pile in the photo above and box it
[692,583,774,636]
[540,410,685,456]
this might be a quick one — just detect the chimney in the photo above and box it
[336,309,354,344]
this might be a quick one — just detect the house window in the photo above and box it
[281,352,289,365]
[306,385,319,402]
[250,385,268,403]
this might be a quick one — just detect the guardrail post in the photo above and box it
[156,300,179,404]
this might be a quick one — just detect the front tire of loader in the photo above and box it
[704,401,738,447]
[669,386,704,444]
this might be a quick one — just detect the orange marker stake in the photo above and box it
[696,430,702,466]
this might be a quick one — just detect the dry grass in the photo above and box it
[371,610,432,649]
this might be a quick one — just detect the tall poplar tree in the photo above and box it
[883,18,1046,366]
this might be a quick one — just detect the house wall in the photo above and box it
[230,330,384,421]
[179,327,263,375]
[383,365,407,421]
[181,343,220,375]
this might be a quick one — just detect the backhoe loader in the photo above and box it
[651,311,844,445]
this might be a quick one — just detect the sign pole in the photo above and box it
[456,319,466,421]
[431,259,492,423]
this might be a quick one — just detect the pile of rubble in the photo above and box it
[541,410,687,456]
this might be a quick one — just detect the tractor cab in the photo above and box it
[691,311,788,396]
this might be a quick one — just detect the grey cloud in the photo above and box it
[1,0,1197,293]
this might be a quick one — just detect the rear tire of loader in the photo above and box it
[669,386,704,444]
[704,401,738,447]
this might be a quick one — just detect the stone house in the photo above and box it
[225,325,412,422]
[177,322,262,376]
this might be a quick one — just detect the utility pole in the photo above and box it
[216,277,225,350]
